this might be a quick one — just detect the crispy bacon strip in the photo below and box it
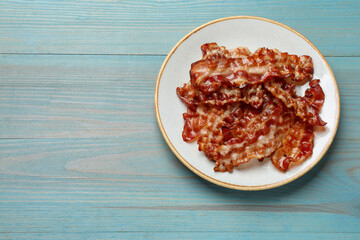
[211,101,295,172]
[184,97,295,172]
[304,79,325,111]
[271,118,314,172]
[182,103,243,142]
[264,78,326,126]
[182,106,206,142]
[191,44,313,93]
[201,43,251,59]
[176,81,265,109]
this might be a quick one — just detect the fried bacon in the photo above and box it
[182,102,243,143]
[264,78,326,126]
[178,43,325,172]
[176,81,265,109]
[270,118,314,172]
[201,42,251,59]
[191,43,313,93]
[210,101,295,172]
[304,79,325,111]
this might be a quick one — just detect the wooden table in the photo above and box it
[1,1,359,239]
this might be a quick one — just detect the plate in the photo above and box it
[155,16,340,190]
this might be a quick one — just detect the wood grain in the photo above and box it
[0,139,359,234]
[0,232,359,240]
[0,54,160,138]
[0,0,359,56]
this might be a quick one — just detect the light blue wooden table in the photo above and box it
[0,1,359,239]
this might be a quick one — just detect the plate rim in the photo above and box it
[154,16,340,191]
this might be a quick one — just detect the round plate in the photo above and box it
[155,16,340,190]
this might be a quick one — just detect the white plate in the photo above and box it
[155,16,340,190]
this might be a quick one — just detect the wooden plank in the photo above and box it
[0,54,359,139]
[0,232,359,240]
[0,54,162,138]
[0,0,359,56]
[0,137,358,193]
[0,137,359,233]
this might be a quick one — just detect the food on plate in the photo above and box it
[190,43,313,93]
[176,43,326,172]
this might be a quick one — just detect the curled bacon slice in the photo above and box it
[264,78,326,126]
[304,79,325,111]
[182,103,243,142]
[185,97,295,172]
[176,81,265,109]
[182,106,206,142]
[190,44,313,93]
[270,118,314,172]
[201,42,251,59]
[212,101,294,172]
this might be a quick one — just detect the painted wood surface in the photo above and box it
[0,0,359,239]
[0,0,359,56]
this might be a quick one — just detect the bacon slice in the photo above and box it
[270,118,314,172]
[201,42,251,59]
[182,96,295,172]
[264,78,326,126]
[182,102,243,142]
[210,100,295,172]
[191,45,313,93]
[176,81,265,109]
[182,106,206,142]
[304,79,325,111]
